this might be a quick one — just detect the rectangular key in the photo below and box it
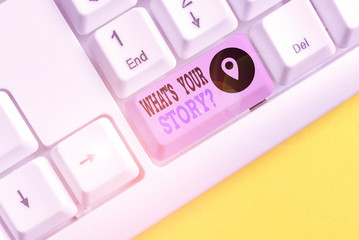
[0,0,125,146]
[250,0,335,84]
[126,34,274,160]
[0,92,38,173]
[0,157,77,240]
[311,0,359,48]
[51,118,139,207]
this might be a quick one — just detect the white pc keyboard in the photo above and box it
[0,0,359,239]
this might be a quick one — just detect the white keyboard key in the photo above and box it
[228,0,282,21]
[0,92,38,173]
[0,0,127,146]
[51,118,139,207]
[250,0,335,84]
[0,224,10,240]
[311,0,359,48]
[0,157,77,240]
[150,0,238,59]
[90,8,176,98]
[58,0,137,35]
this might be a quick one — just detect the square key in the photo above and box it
[0,157,77,240]
[90,8,176,98]
[151,0,238,59]
[51,118,140,207]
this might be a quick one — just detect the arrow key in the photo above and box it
[51,118,140,207]
[151,0,238,59]
[0,157,77,240]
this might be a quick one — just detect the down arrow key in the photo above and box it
[151,0,238,59]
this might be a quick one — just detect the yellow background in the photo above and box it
[135,93,359,240]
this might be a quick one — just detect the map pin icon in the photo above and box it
[221,57,239,80]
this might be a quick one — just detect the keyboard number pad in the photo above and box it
[90,8,176,98]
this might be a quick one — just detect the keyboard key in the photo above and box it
[250,0,335,84]
[0,0,129,146]
[311,0,359,48]
[126,34,274,160]
[58,0,137,35]
[0,92,38,173]
[228,0,282,21]
[0,157,77,240]
[90,8,176,98]
[51,118,139,207]
[150,0,238,59]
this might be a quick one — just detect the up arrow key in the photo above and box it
[17,190,29,208]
